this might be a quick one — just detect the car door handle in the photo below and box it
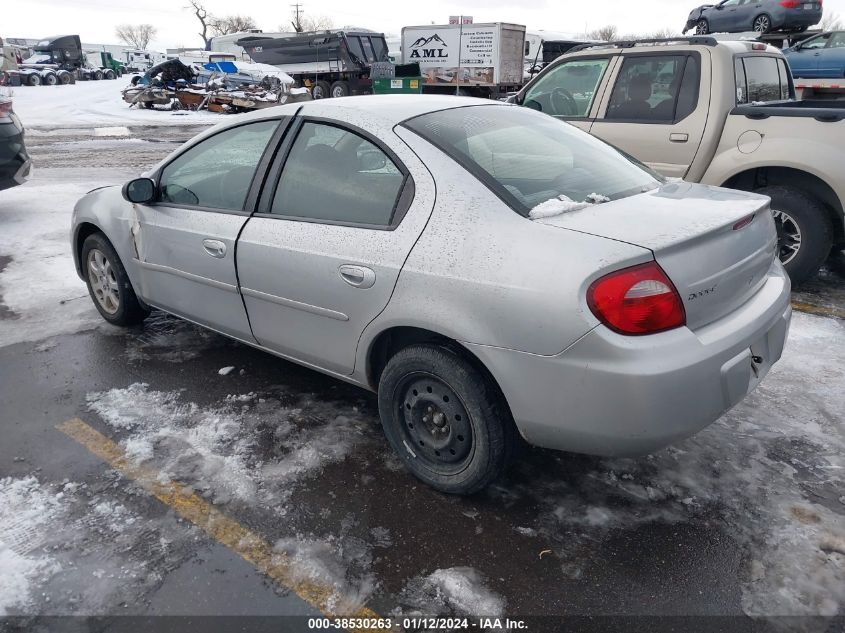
[670,133,689,143]
[339,265,376,288]
[202,239,226,258]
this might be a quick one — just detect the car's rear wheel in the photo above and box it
[755,185,833,285]
[753,14,772,33]
[81,233,149,326]
[377,344,516,495]
[695,19,709,35]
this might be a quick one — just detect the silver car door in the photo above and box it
[236,117,435,375]
[135,118,284,341]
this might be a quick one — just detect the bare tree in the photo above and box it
[588,25,619,42]
[287,9,334,33]
[820,11,843,31]
[210,15,258,36]
[186,0,213,49]
[114,24,157,50]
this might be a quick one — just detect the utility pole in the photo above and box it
[291,3,304,32]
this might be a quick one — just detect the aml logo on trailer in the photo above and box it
[409,34,448,59]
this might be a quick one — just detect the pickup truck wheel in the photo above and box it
[753,14,772,33]
[377,344,516,495]
[756,185,833,285]
[695,19,709,35]
[81,233,149,326]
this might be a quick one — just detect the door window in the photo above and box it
[606,55,699,122]
[522,58,610,117]
[735,56,792,103]
[828,32,845,48]
[271,122,406,226]
[159,120,278,210]
[800,34,829,50]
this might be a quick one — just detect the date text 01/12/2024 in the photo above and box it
[306,617,528,630]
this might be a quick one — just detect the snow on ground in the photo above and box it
[0,169,130,347]
[0,475,198,615]
[11,81,217,128]
[490,311,845,617]
[86,383,378,509]
[393,567,506,619]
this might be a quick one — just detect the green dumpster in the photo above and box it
[372,77,423,94]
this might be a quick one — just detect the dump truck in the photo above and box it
[1,35,122,85]
[237,29,391,98]
[401,22,526,98]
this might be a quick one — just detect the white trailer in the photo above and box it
[794,79,845,101]
[401,22,525,98]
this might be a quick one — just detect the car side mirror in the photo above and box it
[122,177,157,204]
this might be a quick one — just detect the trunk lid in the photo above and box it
[538,182,778,330]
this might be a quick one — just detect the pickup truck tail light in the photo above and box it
[587,261,686,335]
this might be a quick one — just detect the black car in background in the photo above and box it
[0,84,31,191]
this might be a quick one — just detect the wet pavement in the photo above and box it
[0,125,843,631]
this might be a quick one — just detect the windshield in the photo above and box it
[23,53,53,64]
[404,104,660,216]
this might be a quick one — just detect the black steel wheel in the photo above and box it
[377,344,517,495]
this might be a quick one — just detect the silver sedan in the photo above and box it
[71,96,792,494]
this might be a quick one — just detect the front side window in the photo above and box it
[159,120,278,210]
[271,122,405,226]
[522,58,610,118]
[606,55,699,122]
[405,105,660,215]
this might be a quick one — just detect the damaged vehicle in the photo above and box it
[0,85,31,191]
[685,0,823,35]
[71,97,792,494]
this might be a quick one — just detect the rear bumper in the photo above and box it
[777,8,823,28]
[466,260,792,456]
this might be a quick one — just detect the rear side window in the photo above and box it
[735,56,792,104]
[270,122,406,227]
[606,54,700,122]
[159,120,278,210]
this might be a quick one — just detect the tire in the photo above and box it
[57,71,72,85]
[27,73,41,87]
[755,185,834,285]
[311,80,331,99]
[81,233,149,326]
[131,75,141,86]
[93,70,103,81]
[43,73,58,86]
[329,80,350,98]
[695,19,709,35]
[377,344,516,495]
[753,14,772,33]
[104,70,116,80]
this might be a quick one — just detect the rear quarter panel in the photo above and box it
[356,126,653,367]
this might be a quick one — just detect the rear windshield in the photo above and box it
[735,55,793,104]
[403,105,660,216]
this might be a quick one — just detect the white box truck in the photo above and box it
[401,22,525,98]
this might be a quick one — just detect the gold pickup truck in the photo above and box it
[511,37,845,284]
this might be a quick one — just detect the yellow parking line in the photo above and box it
[791,300,845,320]
[58,418,385,632]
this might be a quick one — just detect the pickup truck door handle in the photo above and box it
[202,239,226,258]
[670,133,689,143]
[339,265,376,289]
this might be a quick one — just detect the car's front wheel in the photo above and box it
[81,233,149,326]
[753,14,772,33]
[377,344,516,495]
[755,185,833,285]
[695,19,709,35]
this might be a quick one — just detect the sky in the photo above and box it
[5,0,845,51]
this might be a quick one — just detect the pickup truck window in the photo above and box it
[735,56,792,104]
[606,54,700,122]
[522,58,610,118]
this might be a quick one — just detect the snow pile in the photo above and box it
[86,383,378,508]
[394,567,505,618]
[273,531,377,614]
[498,312,845,617]
[528,192,610,220]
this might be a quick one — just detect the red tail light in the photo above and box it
[587,261,686,335]
[780,0,800,7]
